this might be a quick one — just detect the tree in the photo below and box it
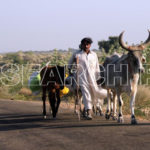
[98,36,122,53]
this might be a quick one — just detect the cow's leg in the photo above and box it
[130,74,139,124]
[112,93,117,120]
[82,107,86,117]
[74,92,80,114]
[42,87,47,119]
[48,90,56,118]
[97,105,103,116]
[130,86,137,124]
[74,92,82,120]
[117,94,124,123]
[99,104,104,116]
[79,96,84,116]
[55,90,61,116]
[92,105,96,114]
[74,95,78,115]
[110,92,114,117]
[75,97,82,120]
[81,96,87,118]
[105,89,111,120]
[96,99,104,116]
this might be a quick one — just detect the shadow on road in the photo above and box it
[0,113,150,132]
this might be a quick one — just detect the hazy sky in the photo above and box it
[0,0,150,52]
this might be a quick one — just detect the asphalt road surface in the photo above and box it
[0,99,150,150]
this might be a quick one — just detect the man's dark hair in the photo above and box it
[79,37,93,50]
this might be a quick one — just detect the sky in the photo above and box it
[0,0,150,52]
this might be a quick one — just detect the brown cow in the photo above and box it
[40,65,65,119]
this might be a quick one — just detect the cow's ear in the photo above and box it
[142,56,146,63]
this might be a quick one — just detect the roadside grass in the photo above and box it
[1,84,150,119]
[122,85,150,120]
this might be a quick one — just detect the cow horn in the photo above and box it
[119,30,150,51]
[141,29,150,48]
[119,31,131,51]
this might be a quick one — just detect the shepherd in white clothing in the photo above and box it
[68,37,107,119]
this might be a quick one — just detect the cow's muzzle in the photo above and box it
[139,68,145,73]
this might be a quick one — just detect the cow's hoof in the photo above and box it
[110,112,113,117]
[112,116,117,120]
[74,110,78,115]
[85,115,92,120]
[52,117,57,120]
[118,117,124,123]
[105,114,110,120]
[131,118,137,125]
[43,115,47,119]
[100,112,104,117]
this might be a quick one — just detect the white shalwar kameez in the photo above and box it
[69,50,107,110]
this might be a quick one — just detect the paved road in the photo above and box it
[0,99,150,150]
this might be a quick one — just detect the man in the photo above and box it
[68,37,107,120]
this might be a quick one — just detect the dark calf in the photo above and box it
[40,65,65,119]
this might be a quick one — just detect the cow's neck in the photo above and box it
[127,53,138,79]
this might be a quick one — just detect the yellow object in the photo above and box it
[60,74,69,97]
[65,74,68,78]
[60,86,69,96]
